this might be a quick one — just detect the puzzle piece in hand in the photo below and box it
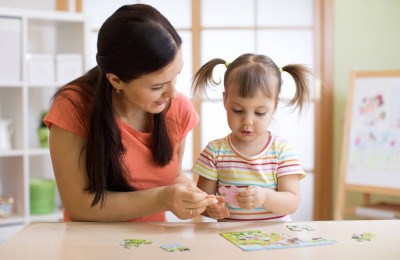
[218,185,239,206]
[120,239,153,249]
[286,224,316,231]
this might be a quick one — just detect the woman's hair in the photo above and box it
[51,4,182,206]
[192,53,311,112]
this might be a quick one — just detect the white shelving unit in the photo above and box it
[0,7,89,227]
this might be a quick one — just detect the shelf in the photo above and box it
[0,82,23,88]
[0,7,88,229]
[0,215,25,227]
[28,148,50,156]
[0,150,24,157]
[29,210,63,223]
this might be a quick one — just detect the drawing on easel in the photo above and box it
[335,70,400,220]
[346,74,400,188]
[348,82,400,173]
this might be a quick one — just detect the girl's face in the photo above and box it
[223,84,276,146]
[113,48,183,115]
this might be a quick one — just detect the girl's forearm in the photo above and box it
[262,188,300,215]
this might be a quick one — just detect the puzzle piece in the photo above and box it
[120,239,153,249]
[160,243,190,252]
[352,232,375,242]
[286,224,316,231]
[218,185,239,206]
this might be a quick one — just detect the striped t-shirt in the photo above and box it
[192,133,305,222]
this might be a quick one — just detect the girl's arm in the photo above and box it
[49,125,215,221]
[237,174,301,215]
[196,175,218,195]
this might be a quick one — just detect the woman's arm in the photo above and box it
[196,175,229,219]
[49,125,214,221]
[174,137,195,185]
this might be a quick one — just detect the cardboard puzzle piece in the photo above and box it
[120,239,153,249]
[160,243,190,252]
[218,185,239,206]
[286,224,316,231]
[352,232,376,242]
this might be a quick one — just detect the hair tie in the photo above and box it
[225,62,231,68]
[279,67,283,73]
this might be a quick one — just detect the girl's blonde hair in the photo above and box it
[192,53,312,112]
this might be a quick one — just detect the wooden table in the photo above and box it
[1,220,399,259]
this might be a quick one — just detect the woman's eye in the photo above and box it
[152,85,164,91]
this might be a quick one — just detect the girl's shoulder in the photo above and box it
[269,133,295,150]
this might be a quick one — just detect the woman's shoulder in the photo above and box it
[168,93,198,120]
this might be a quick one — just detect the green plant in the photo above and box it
[39,111,47,128]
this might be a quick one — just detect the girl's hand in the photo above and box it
[204,196,229,219]
[236,186,270,210]
[161,184,218,219]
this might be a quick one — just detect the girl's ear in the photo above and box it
[106,73,122,89]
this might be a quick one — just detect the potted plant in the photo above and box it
[37,111,49,148]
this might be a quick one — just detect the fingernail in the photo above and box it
[213,199,218,204]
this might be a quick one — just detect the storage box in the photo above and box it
[26,54,55,85]
[56,53,83,84]
[0,17,21,82]
[30,177,56,215]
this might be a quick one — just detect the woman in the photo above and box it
[44,4,216,222]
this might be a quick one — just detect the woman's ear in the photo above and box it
[106,73,122,90]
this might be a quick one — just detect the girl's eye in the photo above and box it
[232,109,242,114]
[256,112,266,116]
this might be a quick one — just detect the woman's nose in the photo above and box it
[165,82,178,99]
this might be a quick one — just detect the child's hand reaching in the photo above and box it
[205,196,229,219]
[236,186,270,210]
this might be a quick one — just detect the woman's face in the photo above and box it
[116,48,183,114]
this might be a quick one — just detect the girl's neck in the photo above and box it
[229,131,270,157]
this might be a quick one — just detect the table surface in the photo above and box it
[0,220,399,260]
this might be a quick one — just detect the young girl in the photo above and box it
[191,53,312,221]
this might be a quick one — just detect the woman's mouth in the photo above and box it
[155,99,168,106]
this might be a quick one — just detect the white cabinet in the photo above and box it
[0,7,89,226]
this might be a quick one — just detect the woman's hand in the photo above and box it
[160,183,218,219]
[204,196,229,219]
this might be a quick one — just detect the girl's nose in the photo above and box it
[242,115,253,125]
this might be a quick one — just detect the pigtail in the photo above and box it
[192,58,226,99]
[281,64,312,112]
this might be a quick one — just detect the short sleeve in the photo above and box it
[168,93,199,141]
[44,87,88,138]
[192,141,219,181]
[276,139,306,180]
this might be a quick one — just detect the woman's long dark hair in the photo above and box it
[51,4,182,207]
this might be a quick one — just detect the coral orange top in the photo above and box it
[44,87,199,222]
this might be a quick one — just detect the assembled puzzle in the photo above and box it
[220,230,336,251]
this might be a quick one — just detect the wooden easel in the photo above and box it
[335,70,400,220]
